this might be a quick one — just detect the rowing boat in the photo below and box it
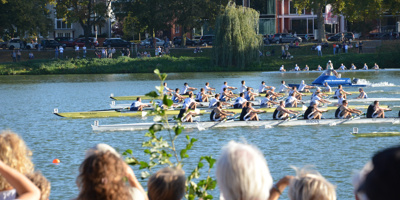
[91,117,400,132]
[262,68,400,74]
[55,105,372,118]
[302,98,400,104]
[109,100,261,109]
[351,132,400,137]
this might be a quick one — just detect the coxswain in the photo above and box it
[260,93,278,108]
[304,102,328,119]
[233,93,247,109]
[294,64,301,71]
[172,88,185,103]
[278,80,290,93]
[363,63,368,70]
[338,63,347,70]
[326,60,334,70]
[366,100,391,118]
[273,101,299,120]
[298,80,315,93]
[239,80,248,93]
[289,86,306,100]
[356,88,368,99]
[239,101,266,121]
[177,93,200,122]
[267,87,282,101]
[311,91,331,106]
[258,81,272,93]
[303,65,310,71]
[317,65,323,71]
[210,102,234,121]
[285,93,300,107]
[280,65,286,72]
[373,63,379,70]
[204,82,215,95]
[350,63,357,70]
[220,81,237,95]
[244,87,256,101]
[220,87,236,102]
[322,82,332,93]
[334,85,351,99]
[335,100,362,119]
[196,88,210,102]
[163,82,174,96]
[130,97,150,111]
[181,83,197,95]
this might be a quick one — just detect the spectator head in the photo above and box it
[76,151,130,200]
[0,131,34,190]
[288,167,336,200]
[26,171,51,200]
[352,161,373,200]
[359,146,400,200]
[216,141,273,200]
[148,167,186,200]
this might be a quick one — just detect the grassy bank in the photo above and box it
[1,41,399,75]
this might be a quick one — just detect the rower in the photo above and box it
[285,93,300,108]
[204,82,215,95]
[172,88,185,103]
[267,87,282,101]
[350,63,357,70]
[338,63,347,70]
[326,60,334,70]
[239,80,248,93]
[181,83,197,95]
[258,81,272,93]
[334,85,351,99]
[322,82,332,93]
[373,63,379,70]
[233,93,247,109]
[273,101,299,120]
[334,100,362,119]
[311,87,327,99]
[363,63,368,70]
[260,93,278,108]
[220,82,237,95]
[239,101,266,121]
[367,100,391,118]
[356,88,368,99]
[177,93,200,122]
[294,64,301,71]
[130,97,150,111]
[289,86,305,100]
[244,87,256,101]
[317,65,323,71]
[163,82,174,96]
[337,92,346,106]
[304,102,328,119]
[210,102,234,121]
[298,80,315,93]
[280,65,286,72]
[278,80,290,93]
[311,91,331,106]
[303,65,310,71]
[220,87,236,102]
[196,88,209,102]
[209,94,231,108]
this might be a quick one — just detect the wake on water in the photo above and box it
[357,79,397,87]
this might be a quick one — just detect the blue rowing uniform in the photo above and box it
[220,94,227,102]
[172,95,179,103]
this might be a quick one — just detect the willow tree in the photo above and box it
[213,2,262,69]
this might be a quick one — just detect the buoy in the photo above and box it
[52,159,60,164]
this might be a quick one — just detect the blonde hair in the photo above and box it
[0,130,34,190]
[288,167,336,200]
[216,141,273,200]
[26,171,51,200]
[148,167,186,200]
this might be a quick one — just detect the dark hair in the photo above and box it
[374,100,378,105]
[241,80,245,84]
[239,93,244,97]
[216,102,221,107]
[215,94,220,98]
[137,97,141,101]
[342,100,347,104]
[184,82,188,85]
[175,88,179,92]
[261,81,265,84]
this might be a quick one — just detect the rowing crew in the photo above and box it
[210,101,266,122]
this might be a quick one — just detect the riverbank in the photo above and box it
[1,41,399,75]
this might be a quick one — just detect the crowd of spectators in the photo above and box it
[0,129,399,200]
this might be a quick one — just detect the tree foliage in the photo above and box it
[0,0,53,38]
[213,2,262,69]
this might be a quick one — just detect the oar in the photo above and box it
[329,113,365,126]
[265,114,304,129]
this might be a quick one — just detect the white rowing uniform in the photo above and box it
[130,101,142,111]
[234,97,247,108]
[181,85,189,94]
[285,96,297,107]
[182,97,195,109]
[373,65,379,69]
[311,95,321,106]
[351,65,356,70]
[288,90,295,96]
[278,84,288,93]
[311,92,318,99]
[260,97,272,108]
[258,84,267,93]
[363,65,368,70]
[334,89,341,98]
[220,85,228,94]
[359,92,368,99]
[280,66,285,71]
[240,85,247,93]
[325,84,331,92]
[317,66,322,71]
[338,97,345,105]
[204,86,212,93]
[298,83,307,92]
[339,65,346,70]
[294,66,300,71]
[163,86,171,95]
[209,98,219,108]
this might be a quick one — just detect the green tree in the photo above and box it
[0,0,53,38]
[213,2,262,69]
[55,0,111,46]
[122,12,147,41]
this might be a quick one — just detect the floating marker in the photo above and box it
[52,159,60,164]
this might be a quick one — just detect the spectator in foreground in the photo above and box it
[216,141,273,200]
[26,171,51,200]
[147,167,186,200]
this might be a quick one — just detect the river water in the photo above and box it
[1,70,400,200]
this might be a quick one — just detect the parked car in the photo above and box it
[41,39,65,49]
[199,35,215,45]
[173,37,198,46]
[55,37,75,47]
[103,38,132,48]
[72,39,86,47]
[270,33,302,44]
[0,41,8,49]
[193,35,201,43]
[140,38,165,47]
[7,39,37,50]
[327,32,355,41]
[78,37,99,47]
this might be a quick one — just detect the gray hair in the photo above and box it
[85,143,120,158]
[216,141,273,200]
[288,166,336,200]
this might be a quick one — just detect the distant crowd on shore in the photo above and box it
[1,130,399,200]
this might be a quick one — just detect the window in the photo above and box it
[56,19,71,29]
[175,25,180,34]
[65,33,71,38]
[289,1,305,15]
[57,33,63,37]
